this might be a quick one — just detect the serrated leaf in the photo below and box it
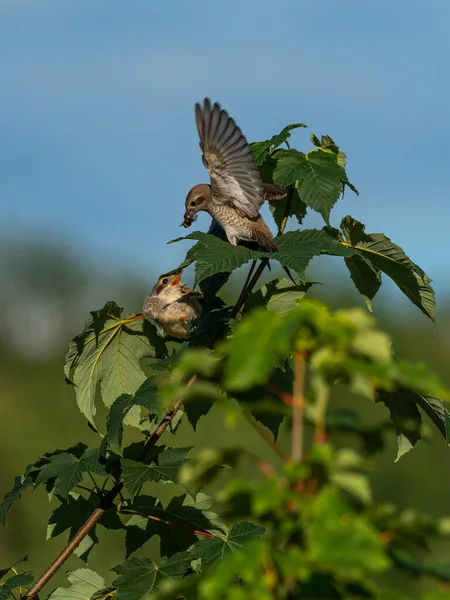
[245,277,314,313]
[376,389,422,461]
[0,466,34,526]
[171,232,257,287]
[46,492,121,562]
[65,301,165,425]
[344,255,382,310]
[273,149,349,224]
[190,521,265,569]
[269,183,307,229]
[172,229,355,290]
[341,216,435,321]
[251,123,306,166]
[35,449,107,499]
[122,447,192,501]
[269,123,307,150]
[125,493,226,558]
[0,573,34,600]
[48,569,105,600]
[250,141,273,166]
[113,552,191,600]
[416,395,450,443]
[106,379,161,451]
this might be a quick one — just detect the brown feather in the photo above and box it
[263,183,287,201]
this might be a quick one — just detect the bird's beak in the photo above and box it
[171,272,184,287]
[181,210,193,228]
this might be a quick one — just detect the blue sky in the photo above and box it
[0,0,449,296]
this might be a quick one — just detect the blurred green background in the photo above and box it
[1,238,450,596]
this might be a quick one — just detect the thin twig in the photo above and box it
[87,472,101,495]
[232,259,268,318]
[233,259,257,315]
[231,186,294,319]
[291,352,306,461]
[22,375,197,600]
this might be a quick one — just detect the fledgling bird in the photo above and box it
[143,272,203,339]
[182,98,286,251]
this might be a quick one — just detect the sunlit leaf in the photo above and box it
[341,216,435,321]
[48,569,105,600]
[273,149,351,224]
[64,301,165,424]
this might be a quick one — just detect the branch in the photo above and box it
[291,352,306,461]
[22,375,197,600]
[232,259,268,318]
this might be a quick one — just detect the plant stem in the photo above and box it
[232,187,294,319]
[233,259,257,315]
[232,259,269,318]
[21,375,197,600]
[291,352,306,461]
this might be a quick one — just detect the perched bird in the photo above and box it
[182,98,286,251]
[143,272,203,339]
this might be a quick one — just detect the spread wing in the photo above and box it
[195,98,264,218]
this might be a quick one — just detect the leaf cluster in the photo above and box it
[1,118,447,600]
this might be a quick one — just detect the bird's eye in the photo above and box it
[162,278,169,285]
[190,201,197,207]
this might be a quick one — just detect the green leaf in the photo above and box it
[273,149,348,224]
[48,569,105,600]
[125,493,226,558]
[245,277,314,313]
[47,491,122,562]
[0,465,35,526]
[47,493,100,562]
[0,557,28,582]
[121,447,192,501]
[223,308,295,391]
[251,123,306,166]
[171,232,257,288]
[35,449,107,499]
[305,487,390,575]
[106,379,161,451]
[250,141,273,166]
[344,255,382,309]
[416,395,450,443]
[64,301,165,425]
[269,123,307,150]
[376,389,422,461]
[341,216,435,321]
[273,228,357,275]
[112,552,192,600]
[269,183,307,230]
[172,229,355,289]
[0,573,34,600]
[190,521,265,569]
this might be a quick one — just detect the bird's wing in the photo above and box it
[195,98,264,218]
